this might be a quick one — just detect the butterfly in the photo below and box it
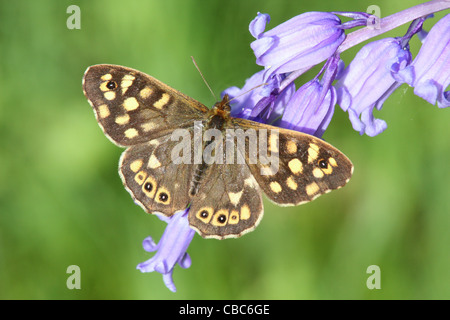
[83,64,353,239]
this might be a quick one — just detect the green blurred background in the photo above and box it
[0,0,449,299]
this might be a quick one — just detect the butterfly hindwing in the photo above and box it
[119,132,196,217]
[188,162,264,239]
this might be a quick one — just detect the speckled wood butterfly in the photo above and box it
[83,64,353,239]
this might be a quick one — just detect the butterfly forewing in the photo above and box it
[83,64,209,146]
[231,118,353,206]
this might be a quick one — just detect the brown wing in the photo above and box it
[83,64,209,147]
[119,130,197,217]
[231,118,354,206]
[188,161,264,239]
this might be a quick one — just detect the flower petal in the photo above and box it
[360,108,387,137]
[251,11,345,76]
[280,80,336,138]
[137,209,195,292]
[403,14,450,107]
[249,12,270,39]
[178,252,192,269]
[162,272,177,293]
[142,236,159,252]
[335,38,411,136]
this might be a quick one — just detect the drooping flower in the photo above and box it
[223,11,367,132]
[397,14,450,108]
[239,10,379,136]
[279,55,340,138]
[250,11,347,79]
[334,37,412,136]
[222,69,296,123]
[137,209,195,292]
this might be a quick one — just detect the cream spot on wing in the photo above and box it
[268,132,279,153]
[229,210,240,225]
[101,73,112,81]
[123,97,139,111]
[196,207,214,223]
[306,182,320,196]
[140,121,156,132]
[240,204,251,220]
[153,93,170,109]
[286,176,298,190]
[312,167,324,178]
[121,74,135,94]
[122,74,135,80]
[260,164,276,176]
[322,164,333,175]
[104,91,116,100]
[124,128,138,139]
[148,153,161,169]
[142,176,157,198]
[115,114,130,125]
[286,140,297,154]
[269,181,282,193]
[212,209,229,226]
[229,190,243,206]
[244,175,258,188]
[155,186,171,204]
[130,159,143,172]
[97,104,110,118]
[99,81,109,92]
[134,170,147,185]
[288,158,303,174]
[308,143,320,163]
[329,157,337,167]
[139,86,153,99]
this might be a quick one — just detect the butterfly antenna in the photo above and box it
[228,82,269,104]
[191,56,217,102]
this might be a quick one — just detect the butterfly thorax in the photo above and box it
[189,95,232,196]
[208,94,231,124]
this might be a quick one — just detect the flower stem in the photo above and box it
[337,0,450,53]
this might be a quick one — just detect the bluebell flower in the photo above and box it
[250,11,347,79]
[222,69,268,119]
[279,79,336,138]
[279,55,340,138]
[222,70,296,123]
[335,37,412,136]
[238,10,375,137]
[397,14,450,108]
[137,209,194,292]
[224,11,366,133]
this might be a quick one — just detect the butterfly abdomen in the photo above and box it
[190,162,208,196]
[189,112,229,196]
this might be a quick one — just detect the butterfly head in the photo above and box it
[212,94,231,117]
